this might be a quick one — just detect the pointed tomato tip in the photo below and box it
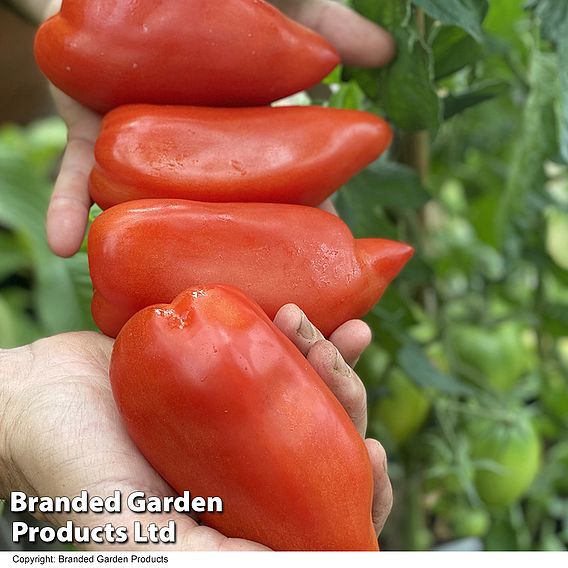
[357,238,415,283]
[311,34,340,76]
[315,49,340,83]
[327,46,341,70]
[365,115,393,158]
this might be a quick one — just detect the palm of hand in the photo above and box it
[4,332,267,550]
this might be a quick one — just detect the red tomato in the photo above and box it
[110,284,378,551]
[88,199,414,338]
[90,105,392,209]
[34,0,339,113]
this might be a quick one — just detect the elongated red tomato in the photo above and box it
[89,105,392,209]
[110,284,378,551]
[88,200,414,338]
[34,0,339,114]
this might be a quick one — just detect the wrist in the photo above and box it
[0,345,32,499]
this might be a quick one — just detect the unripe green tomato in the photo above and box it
[370,368,431,445]
[355,342,389,389]
[444,505,491,539]
[468,415,541,508]
[448,322,529,392]
[356,345,430,445]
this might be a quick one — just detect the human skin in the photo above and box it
[8,0,396,258]
[0,306,393,551]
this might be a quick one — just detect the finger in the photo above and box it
[271,0,396,67]
[328,320,372,368]
[273,304,369,366]
[307,339,368,437]
[273,304,326,357]
[366,438,393,536]
[47,88,101,257]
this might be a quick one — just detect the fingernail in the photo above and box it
[297,313,315,340]
[383,454,388,474]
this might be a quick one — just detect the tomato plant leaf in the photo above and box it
[397,343,474,395]
[432,26,484,79]
[328,80,366,110]
[497,50,558,244]
[443,81,508,119]
[557,38,568,164]
[411,0,488,43]
[0,121,92,336]
[542,303,568,337]
[527,0,568,43]
[526,0,568,164]
[336,160,430,238]
[350,0,442,132]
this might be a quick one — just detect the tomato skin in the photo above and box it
[468,416,541,508]
[34,0,339,114]
[88,199,414,338]
[110,285,378,551]
[90,105,392,209]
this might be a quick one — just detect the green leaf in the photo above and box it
[443,81,508,119]
[483,0,526,42]
[350,0,442,132]
[352,0,396,25]
[542,303,568,337]
[0,132,91,335]
[0,293,40,348]
[328,81,366,110]
[336,160,430,237]
[497,50,559,243]
[557,38,568,164]
[412,0,489,43]
[0,232,29,281]
[528,0,568,44]
[527,0,568,163]
[336,188,398,240]
[63,252,97,331]
[397,343,474,395]
[432,26,484,79]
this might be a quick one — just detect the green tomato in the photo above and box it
[444,505,491,539]
[468,414,541,508]
[355,342,389,389]
[370,368,431,445]
[448,322,529,392]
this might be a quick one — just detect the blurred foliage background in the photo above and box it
[1,0,567,552]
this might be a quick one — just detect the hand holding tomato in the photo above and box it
[0,310,392,549]
[26,0,396,258]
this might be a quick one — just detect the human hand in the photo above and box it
[0,312,392,551]
[41,0,395,258]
